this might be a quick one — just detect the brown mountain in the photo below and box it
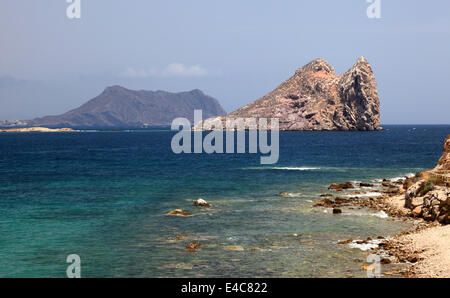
[196,57,381,131]
[26,86,226,128]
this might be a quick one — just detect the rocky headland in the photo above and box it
[163,135,449,277]
[313,134,450,277]
[195,57,381,131]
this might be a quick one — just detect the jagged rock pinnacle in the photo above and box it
[296,58,335,75]
[196,57,381,131]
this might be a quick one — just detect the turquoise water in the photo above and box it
[0,125,449,277]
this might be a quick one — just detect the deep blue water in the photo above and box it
[0,125,448,277]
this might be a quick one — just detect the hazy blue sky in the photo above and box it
[0,0,449,124]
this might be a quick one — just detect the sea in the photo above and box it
[0,125,449,277]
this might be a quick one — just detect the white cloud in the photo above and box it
[120,63,209,78]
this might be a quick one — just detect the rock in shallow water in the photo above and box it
[186,241,201,251]
[333,208,343,214]
[328,182,355,191]
[167,209,191,216]
[193,198,211,207]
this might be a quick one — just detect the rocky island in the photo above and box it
[195,57,381,131]
[14,87,226,129]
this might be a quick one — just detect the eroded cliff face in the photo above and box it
[403,135,450,225]
[196,57,381,131]
[435,135,450,172]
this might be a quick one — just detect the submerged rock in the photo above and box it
[313,197,357,208]
[313,198,335,208]
[328,182,355,191]
[226,245,245,251]
[338,239,353,245]
[186,241,201,251]
[167,209,191,216]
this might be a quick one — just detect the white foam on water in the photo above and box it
[371,173,415,183]
[280,192,304,198]
[270,167,320,171]
[388,174,414,182]
[389,177,405,182]
[372,211,388,219]
[227,236,239,241]
[340,210,389,219]
[344,192,383,198]
[241,166,321,171]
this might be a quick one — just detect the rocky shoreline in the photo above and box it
[313,134,450,278]
[163,135,449,277]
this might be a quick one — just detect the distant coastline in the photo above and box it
[0,127,76,133]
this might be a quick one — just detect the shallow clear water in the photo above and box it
[0,125,448,277]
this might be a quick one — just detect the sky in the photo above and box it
[0,0,449,124]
